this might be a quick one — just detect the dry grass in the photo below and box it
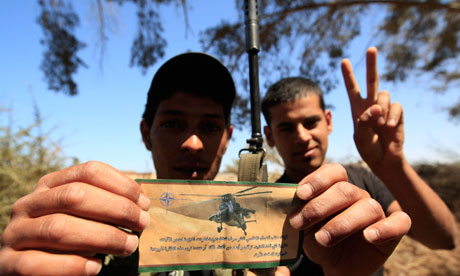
[385,230,460,276]
[384,163,460,275]
[0,108,76,240]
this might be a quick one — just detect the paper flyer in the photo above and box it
[136,179,302,273]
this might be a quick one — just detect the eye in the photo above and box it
[160,120,185,130]
[199,121,223,133]
[277,124,294,132]
[303,120,318,130]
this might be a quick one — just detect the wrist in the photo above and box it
[371,155,414,186]
[369,154,406,176]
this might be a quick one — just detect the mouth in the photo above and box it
[172,165,209,179]
[293,146,318,158]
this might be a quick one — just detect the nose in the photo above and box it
[181,134,204,154]
[296,124,312,144]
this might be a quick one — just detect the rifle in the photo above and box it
[236,5,281,276]
[238,0,267,183]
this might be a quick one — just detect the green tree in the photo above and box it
[201,0,460,122]
[37,0,187,96]
[36,0,460,123]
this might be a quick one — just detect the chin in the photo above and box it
[299,161,321,173]
[181,171,215,181]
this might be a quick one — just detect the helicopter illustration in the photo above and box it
[180,186,272,235]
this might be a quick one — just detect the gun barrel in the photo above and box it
[244,0,263,152]
[248,52,262,141]
[245,0,260,52]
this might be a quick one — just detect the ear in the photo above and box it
[140,120,152,151]
[325,109,333,134]
[227,124,234,140]
[222,124,234,153]
[264,126,275,147]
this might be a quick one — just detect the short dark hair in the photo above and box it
[262,77,325,125]
[142,53,236,128]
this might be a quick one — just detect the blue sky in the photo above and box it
[1,1,459,174]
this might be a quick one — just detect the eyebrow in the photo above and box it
[274,122,293,129]
[157,109,225,120]
[274,114,322,128]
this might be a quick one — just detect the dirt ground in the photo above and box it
[384,228,460,275]
[384,163,460,275]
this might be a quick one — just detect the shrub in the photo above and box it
[0,107,78,239]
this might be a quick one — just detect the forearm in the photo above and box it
[371,157,458,249]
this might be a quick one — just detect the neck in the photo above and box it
[284,169,313,183]
[285,162,326,183]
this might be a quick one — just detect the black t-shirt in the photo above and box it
[277,165,395,276]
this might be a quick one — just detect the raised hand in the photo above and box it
[0,161,150,276]
[341,47,405,167]
[290,163,411,276]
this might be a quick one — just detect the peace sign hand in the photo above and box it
[341,47,405,168]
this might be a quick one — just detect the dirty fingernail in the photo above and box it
[297,183,314,200]
[289,212,304,229]
[137,193,151,211]
[315,229,331,247]
[363,228,380,243]
[86,259,102,276]
[124,234,139,255]
[139,210,150,229]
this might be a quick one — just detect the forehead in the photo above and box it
[155,91,225,119]
[269,94,323,120]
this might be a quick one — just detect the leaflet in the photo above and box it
[137,179,301,273]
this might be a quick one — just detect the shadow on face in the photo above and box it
[141,92,233,180]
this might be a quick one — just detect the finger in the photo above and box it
[275,266,290,276]
[247,267,289,276]
[290,181,370,230]
[12,183,150,231]
[0,248,102,276]
[376,91,391,126]
[248,267,278,276]
[353,104,383,150]
[3,214,139,256]
[366,47,379,102]
[314,198,385,247]
[387,102,403,128]
[353,109,385,166]
[36,161,150,210]
[341,58,362,107]
[296,163,348,201]
[356,105,383,125]
[363,211,412,245]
